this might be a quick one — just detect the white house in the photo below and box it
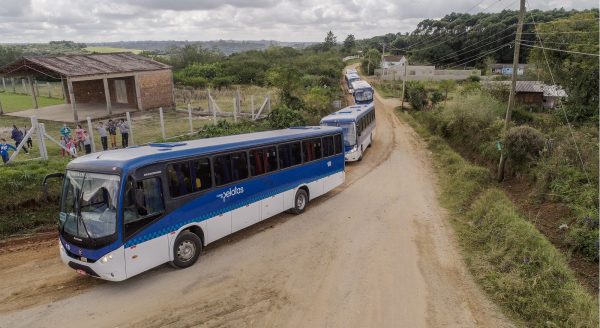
[381,55,406,69]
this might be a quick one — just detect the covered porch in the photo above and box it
[5,102,136,122]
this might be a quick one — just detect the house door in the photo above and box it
[115,80,128,104]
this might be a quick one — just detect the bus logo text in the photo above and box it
[217,186,244,202]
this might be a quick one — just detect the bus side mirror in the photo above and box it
[42,172,65,202]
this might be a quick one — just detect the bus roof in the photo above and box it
[345,72,360,79]
[351,80,372,90]
[320,103,375,124]
[67,126,342,174]
[345,68,358,74]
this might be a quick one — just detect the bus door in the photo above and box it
[123,166,169,278]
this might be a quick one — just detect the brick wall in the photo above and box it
[69,79,105,104]
[108,76,137,106]
[138,70,174,109]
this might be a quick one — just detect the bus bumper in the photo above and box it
[345,148,361,162]
[59,241,127,281]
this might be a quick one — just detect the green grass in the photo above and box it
[84,46,142,54]
[397,110,599,327]
[0,92,64,113]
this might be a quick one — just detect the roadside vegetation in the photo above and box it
[397,110,598,327]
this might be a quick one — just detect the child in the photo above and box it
[97,122,108,151]
[83,131,91,154]
[66,137,77,158]
[107,119,117,149]
[118,119,129,148]
[11,125,28,154]
[0,138,16,163]
[59,136,67,157]
[60,123,71,139]
[74,124,85,151]
[25,126,33,148]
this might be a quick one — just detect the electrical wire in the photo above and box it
[519,42,600,57]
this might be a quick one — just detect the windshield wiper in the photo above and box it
[76,173,95,245]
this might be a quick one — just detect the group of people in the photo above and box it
[59,119,130,157]
[1,118,132,164]
[0,125,32,163]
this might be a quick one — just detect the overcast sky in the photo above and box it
[0,0,596,43]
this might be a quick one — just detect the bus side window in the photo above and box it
[334,134,343,154]
[322,136,335,157]
[214,151,248,186]
[302,138,322,162]
[250,146,278,176]
[192,157,212,192]
[124,177,165,239]
[278,142,301,168]
[166,162,193,198]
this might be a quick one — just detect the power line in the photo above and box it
[447,43,512,68]
[519,42,600,57]
[429,30,516,66]
[521,31,599,34]
[520,39,599,47]
[400,0,499,50]
[525,0,591,184]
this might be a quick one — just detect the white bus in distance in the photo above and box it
[320,103,376,162]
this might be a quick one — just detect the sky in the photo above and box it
[0,0,597,43]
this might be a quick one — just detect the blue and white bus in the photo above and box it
[320,103,376,162]
[351,80,374,104]
[344,72,361,93]
[345,68,358,75]
[56,127,345,281]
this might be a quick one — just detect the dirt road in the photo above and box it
[0,89,513,327]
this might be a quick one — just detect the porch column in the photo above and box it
[67,78,79,122]
[28,76,38,109]
[134,74,143,111]
[103,78,112,115]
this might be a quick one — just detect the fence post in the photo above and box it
[251,95,255,120]
[34,80,39,97]
[1,78,5,92]
[21,79,26,94]
[86,117,96,153]
[28,77,38,109]
[159,107,166,140]
[11,78,15,93]
[7,121,36,164]
[38,122,48,160]
[232,98,237,123]
[126,112,134,146]
[47,82,51,98]
[0,97,3,115]
[187,103,193,134]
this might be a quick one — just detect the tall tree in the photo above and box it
[323,31,337,51]
[342,34,356,54]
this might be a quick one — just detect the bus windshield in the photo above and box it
[322,122,356,146]
[354,89,373,102]
[60,171,120,240]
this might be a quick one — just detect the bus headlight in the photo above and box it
[100,253,113,264]
[350,145,358,152]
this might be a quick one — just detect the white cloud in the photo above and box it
[0,0,596,43]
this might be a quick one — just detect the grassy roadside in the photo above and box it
[396,109,598,327]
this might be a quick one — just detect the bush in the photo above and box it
[195,120,260,138]
[430,90,444,106]
[467,75,480,82]
[504,125,546,168]
[405,81,428,110]
[267,105,306,129]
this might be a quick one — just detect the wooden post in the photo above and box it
[2,78,5,92]
[46,82,51,98]
[28,77,38,109]
[21,79,26,94]
[86,117,96,153]
[498,0,526,182]
[401,63,407,109]
[11,78,15,93]
[103,78,112,115]
[34,80,39,97]
[187,103,193,134]
[38,122,48,160]
[67,78,78,122]
[159,107,166,140]
[251,95,255,120]
[0,97,3,115]
[126,112,134,146]
[61,77,66,102]
[134,74,143,111]
[233,97,237,123]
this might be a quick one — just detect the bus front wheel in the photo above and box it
[171,231,202,269]
[290,189,308,214]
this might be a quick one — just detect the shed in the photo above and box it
[0,53,175,122]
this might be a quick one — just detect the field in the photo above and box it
[84,46,143,54]
[0,92,64,113]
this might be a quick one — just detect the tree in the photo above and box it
[342,34,356,54]
[361,48,381,75]
[323,31,337,51]
[406,81,428,110]
[438,80,456,103]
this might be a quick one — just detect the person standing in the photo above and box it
[59,136,67,157]
[119,119,130,148]
[74,124,85,151]
[66,137,77,158]
[0,138,16,163]
[24,126,33,149]
[97,122,108,151]
[60,123,71,140]
[83,131,92,154]
[11,125,28,154]
[107,119,117,149]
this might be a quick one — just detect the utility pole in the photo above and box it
[381,43,386,80]
[497,0,526,182]
[401,62,407,109]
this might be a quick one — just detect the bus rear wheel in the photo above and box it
[171,231,202,269]
[290,189,308,214]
